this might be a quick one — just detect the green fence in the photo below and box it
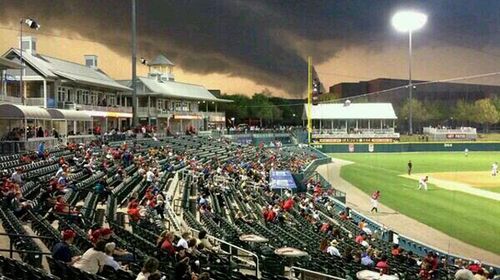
[315,142,500,153]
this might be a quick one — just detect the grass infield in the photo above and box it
[330,152,500,255]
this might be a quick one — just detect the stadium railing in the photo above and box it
[189,227,260,278]
[290,266,346,280]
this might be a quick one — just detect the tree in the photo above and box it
[454,100,474,126]
[399,99,432,132]
[472,98,499,132]
[250,93,274,127]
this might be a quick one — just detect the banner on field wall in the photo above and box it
[348,144,355,152]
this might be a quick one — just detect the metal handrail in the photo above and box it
[189,227,260,278]
[290,266,346,280]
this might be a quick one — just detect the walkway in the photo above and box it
[316,159,500,266]
[401,173,500,202]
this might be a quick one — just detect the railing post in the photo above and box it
[9,239,13,258]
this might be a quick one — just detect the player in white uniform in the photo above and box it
[492,162,498,176]
[418,176,429,191]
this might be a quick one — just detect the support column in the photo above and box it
[380,120,383,129]
[319,119,322,131]
[368,120,371,130]
[215,103,218,113]
[331,119,334,132]
[43,79,47,108]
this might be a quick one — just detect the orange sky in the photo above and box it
[1,25,499,98]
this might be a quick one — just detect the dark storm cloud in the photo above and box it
[1,0,498,96]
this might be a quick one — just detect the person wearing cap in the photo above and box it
[52,229,80,265]
[73,240,108,274]
[326,239,341,257]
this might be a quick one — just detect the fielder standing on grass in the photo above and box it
[407,160,413,175]
[418,176,429,191]
[370,190,380,213]
[492,162,498,176]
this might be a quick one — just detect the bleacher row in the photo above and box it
[0,136,496,280]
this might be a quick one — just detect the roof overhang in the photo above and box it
[0,103,52,120]
[47,109,92,121]
[303,103,398,120]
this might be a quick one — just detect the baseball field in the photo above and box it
[330,151,500,255]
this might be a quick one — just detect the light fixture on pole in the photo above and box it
[392,10,427,135]
[19,18,40,105]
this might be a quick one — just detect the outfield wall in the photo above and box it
[314,142,500,153]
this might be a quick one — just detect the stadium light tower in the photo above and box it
[392,10,427,135]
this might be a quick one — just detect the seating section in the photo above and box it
[0,137,497,280]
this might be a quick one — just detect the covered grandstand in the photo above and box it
[303,103,400,143]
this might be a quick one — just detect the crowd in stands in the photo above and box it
[0,135,497,280]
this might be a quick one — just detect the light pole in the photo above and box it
[19,18,40,105]
[392,11,427,135]
[131,0,138,128]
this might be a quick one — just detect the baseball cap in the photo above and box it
[101,228,113,236]
[62,229,76,240]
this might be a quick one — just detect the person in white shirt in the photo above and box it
[11,168,23,185]
[135,257,160,280]
[326,240,341,257]
[176,232,190,249]
[104,242,121,271]
[492,162,498,176]
[418,176,429,191]
[146,169,155,183]
[73,241,108,274]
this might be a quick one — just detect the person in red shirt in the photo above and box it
[355,232,366,244]
[370,190,380,213]
[391,244,401,256]
[376,255,390,274]
[159,231,175,257]
[127,199,141,222]
[282,198,294,212]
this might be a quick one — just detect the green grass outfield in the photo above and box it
[330,152,500,255]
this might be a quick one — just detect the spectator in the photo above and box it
[198,230,214,252]
[455,268,474,280]
[73,240,108,274]
[136,257,161,280]
[177,232,190,249]
[326,240,341,257]
[52,229,80,265]
[159,231,176,257]
[103,242,121,271]
[376,255,390,274]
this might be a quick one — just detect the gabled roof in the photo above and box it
[121,77,232,102]
[3,49,131,91]
[149,54,175,66]
[303,103,397,120]
[0,57,22,70]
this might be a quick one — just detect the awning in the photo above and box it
[173,114,202,120]
[0,103,52,120]
[47,109,92,121]
[80,110,132,118]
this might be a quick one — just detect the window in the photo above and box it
[82,90,89,105]
[57,87,65,102]
[76,90,82,104]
